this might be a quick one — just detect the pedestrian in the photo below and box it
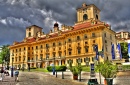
[0,67,5,81]
[14,69,19,82]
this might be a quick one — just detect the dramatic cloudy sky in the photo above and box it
[0,0,130,46]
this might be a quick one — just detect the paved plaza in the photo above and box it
[0,71,130,85]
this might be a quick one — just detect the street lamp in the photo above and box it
[53,56,55,75]
[22,57,25,71]
[11,55,14,77]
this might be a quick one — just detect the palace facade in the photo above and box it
[9,3,116,69]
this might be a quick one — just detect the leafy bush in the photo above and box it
[95,61,118,78]
[47,65,67,72]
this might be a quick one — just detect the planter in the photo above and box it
[104,78,113,85]
[73,75,78,80]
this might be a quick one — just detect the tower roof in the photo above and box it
[54,22,59,28]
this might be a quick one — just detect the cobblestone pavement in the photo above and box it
[0,74,17,85]
[0,71,130,85]
[17,72,86,85]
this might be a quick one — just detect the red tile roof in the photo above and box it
[26,37,36,42]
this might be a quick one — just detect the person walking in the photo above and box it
[14,69,19,82]
[0,67,5,81]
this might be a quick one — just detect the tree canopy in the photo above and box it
[0,44,10,64]
[120,42,128,59]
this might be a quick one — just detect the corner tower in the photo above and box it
[76,3,100,22]
[26,25,43,38]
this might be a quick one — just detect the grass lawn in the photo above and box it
[20,68,49,72]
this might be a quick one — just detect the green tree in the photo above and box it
[120,42,128,59]
[0,45,10,68]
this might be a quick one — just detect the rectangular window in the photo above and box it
[46,54,49,59]
[78,43,80,46]
[105,40,107,43]
[92,33,95,37]
[40,54,43,60]
[24,47,25,50]
[110,34,112,40]
[84,34,87,39]
[78,49,81,54]
[59,42,61,46]
[16,57,17,62]
[106,47,107,52]
[93,40,95,43]
[85,47,88,53]
[59,53,61,56]
[19,56,21,61]
[68,38,71,42]
[19,48,21,52]
[104,33,106,37]
[28,47,30,50]
[69,51,71,55]
[53,43,55,47]
[32,47,33,50]
[77,36,80,40]
[85,42,88,44]
[36,46,38,49]
[46,44,49,48]
[64,51,66,56]
[40,45,43,49]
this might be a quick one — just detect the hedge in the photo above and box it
[122,65,130,70]
[47,65,67,72]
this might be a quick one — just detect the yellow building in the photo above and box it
[9,3,117,69]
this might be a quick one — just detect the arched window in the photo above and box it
[83,14,88,20]
[28,32,31,37]
[96,14,98,19]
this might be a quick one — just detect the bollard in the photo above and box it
[62,71,64,79]
[56,71,57,78]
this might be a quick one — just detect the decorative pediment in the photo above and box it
[84,45,89,48]
[77,46,81,49]
[58,50,62,53]
[68,48,72,51]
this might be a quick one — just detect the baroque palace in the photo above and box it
[9,3,116,69]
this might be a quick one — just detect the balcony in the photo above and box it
[27,60,35,63]
[36,59,43,63]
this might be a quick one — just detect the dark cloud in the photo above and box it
[0,0,130,45]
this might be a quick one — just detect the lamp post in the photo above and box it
[11,56,14,77]
[53,56,55,75]
[22,57,25,71]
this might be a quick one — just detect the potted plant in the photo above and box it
[69,66,79,80]
[95,61,118,85]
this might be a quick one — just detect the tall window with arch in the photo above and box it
[83,14,88,20]
[28,32,31,37]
